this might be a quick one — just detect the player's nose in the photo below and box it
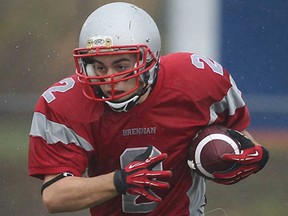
[103,68,117,82]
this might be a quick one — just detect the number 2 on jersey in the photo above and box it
[191,54,224,76]
[120,147,162,213]
[42,77,75,103]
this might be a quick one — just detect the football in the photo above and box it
[187,125,240,179]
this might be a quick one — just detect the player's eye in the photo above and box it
[115,61,135,72]
[117,65,128,71]
[95,64,107,74]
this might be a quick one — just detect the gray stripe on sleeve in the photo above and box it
[30,112,94,151]
[209,75,246,125]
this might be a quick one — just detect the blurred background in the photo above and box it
[1,0,287,215]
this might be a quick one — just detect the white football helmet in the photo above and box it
[74,2,161,112]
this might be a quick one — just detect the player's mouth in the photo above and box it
[107,90,125,96]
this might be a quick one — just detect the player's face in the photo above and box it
[91,54,142,102]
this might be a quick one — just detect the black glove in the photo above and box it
[114,146,172,202]
[213,129,269,185]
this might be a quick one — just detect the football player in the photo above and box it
[28,2,269,215]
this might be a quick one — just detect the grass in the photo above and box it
[0,113,88,215]
[206,150,288,216]
[0,114,30,161]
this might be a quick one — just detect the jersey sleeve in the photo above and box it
[207,73,250,131]
[28,78,94,179]
[162,53,250,131]
[190,53,250,131]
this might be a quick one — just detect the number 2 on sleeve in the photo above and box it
[191,54,224,76]
[42,77,75,103]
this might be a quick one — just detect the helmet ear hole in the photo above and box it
[86,64,96,76]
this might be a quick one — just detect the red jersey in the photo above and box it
[29,52,250,215]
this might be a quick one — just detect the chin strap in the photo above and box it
[104,94,140,112]
[104,84,151,112]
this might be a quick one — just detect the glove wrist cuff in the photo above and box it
[258,146,269,172]
[114,169,127,194]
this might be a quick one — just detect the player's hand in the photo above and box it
[213,129,269,185]
[114,145,172,202]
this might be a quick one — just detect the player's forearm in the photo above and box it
[42,172,118,213]
[241,130,260,145]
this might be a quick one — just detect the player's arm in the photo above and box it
[42,172,117,213]
[241,130,260,145]
[213,129,269,185]
[42,146,171,213]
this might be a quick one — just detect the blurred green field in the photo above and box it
[1,113,287,216]
[0,113,89,216]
